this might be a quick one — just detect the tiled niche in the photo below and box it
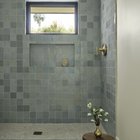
[30,44,75,70]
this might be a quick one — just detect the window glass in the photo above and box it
[26,2,78,34]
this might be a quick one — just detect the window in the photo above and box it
[26,2,78,34]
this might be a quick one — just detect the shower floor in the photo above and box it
[0,123,105,140]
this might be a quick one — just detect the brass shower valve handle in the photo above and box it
[97,44,107,56]
[61,58,69,67]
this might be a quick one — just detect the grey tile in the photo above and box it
[17,60,23,67]
[4,73,10,79]
[0,79,3,85]
[10,67,17,73]
[17,105,24,112]
[80,0,87,3]
[4,86,10,92]
[23,92,30,98]
[17,35,23,41]
[17,67,23,73]
[17,86,23,92]
[62,80,68,86]
[87,60,93,66]
[4,92,10,98]
[17,2,23,9]
[17,79,23,86]
[17,47,23,53]
[43,112,49,119]
[17,53,23,60]
[10,41,17,47]
[94,16,100,22]
[23,67,29,73]
[10,92,16,98]
[0,22,3,28]
[17,99,23,105]
[0,60,3,66]
[81,28,87,35]
[81,15,87,22]
[87,22,94,28]
[0,35,10,41]
[17,41,23,47]
[23,111,30,119]
[30,112,36,119]
[10,22,16,28]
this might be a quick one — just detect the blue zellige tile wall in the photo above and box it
[0,0,101,123]
[100,0,117,136]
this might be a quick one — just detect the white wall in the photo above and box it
[117,0,140,139]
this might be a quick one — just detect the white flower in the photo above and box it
[104,112,109,116]
[87,102,92,109]
[91,119,95,122]
[87,103,109,124]
[99,108,104,112]
[98,114,102,117]
[87,113,92,116]
[104,118,108,122]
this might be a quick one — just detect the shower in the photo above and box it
[0,0,116,139]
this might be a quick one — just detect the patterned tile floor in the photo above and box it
[0,123,105,140]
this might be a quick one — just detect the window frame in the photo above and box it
[26,2,78,35]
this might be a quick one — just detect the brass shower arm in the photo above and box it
[97,44,107,56]
[98,48,106,51]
